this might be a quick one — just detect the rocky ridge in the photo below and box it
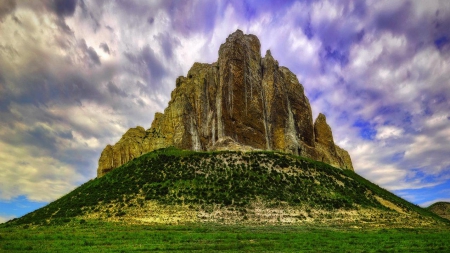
[97,30,353,177]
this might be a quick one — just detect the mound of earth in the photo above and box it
[7,148,447,228]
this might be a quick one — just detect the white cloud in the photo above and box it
[0,215,15,224]
[0,141,83,202]
[376,126,404,140]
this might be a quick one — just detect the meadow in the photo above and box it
[1,221,450,252]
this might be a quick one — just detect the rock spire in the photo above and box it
[97,30,353,177]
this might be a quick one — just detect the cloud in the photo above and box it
[124,45,170,92]
[0,140,83,201]
[53,0,78,17]
[107,81,127,98]
[154,32,181,59]
[87,46,101,65]
[99,42,110,54]
[167,0,219,35]
[376,125,404,140]
[0,0,16,21]
[0,215,15,224]
[79,39,102,66]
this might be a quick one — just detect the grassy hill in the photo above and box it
[428,202,450,220]
[5,147,449,227]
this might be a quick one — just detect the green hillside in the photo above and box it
[6,147,448,227]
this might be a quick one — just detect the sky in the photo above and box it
[0,0,450,223]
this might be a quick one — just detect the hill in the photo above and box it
[6,147,448,228]
[428,202,450,220]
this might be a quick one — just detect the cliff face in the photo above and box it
[97,30,353,177]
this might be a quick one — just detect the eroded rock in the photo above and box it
[97,30,354,177]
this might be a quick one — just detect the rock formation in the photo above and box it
[97,30,353,177]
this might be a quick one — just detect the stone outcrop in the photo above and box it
[314,114,353,170]
[97,30,353,177]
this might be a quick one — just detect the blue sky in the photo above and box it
[1,0,450,223]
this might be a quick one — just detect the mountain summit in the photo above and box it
[97,30,353,177]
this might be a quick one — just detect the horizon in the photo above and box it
[1,0,450,223]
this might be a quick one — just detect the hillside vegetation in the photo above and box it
[428,202,450,220]
[6,147,448,227]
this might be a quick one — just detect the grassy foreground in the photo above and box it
[1,221,450,252]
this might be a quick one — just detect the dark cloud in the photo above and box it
[124,46,167,89]
[322,46,349,66]
[0,63,105,115]
[79,0,100,32]
[107,81,128,98]
[154,33,180,59]
[114,0,150,16]
[99,43,110,54]
[136,98,145,107]
[168,0,219,35]
[351,0,367,18]
[303,2,368,70]
[11,15,20,24]
[136,81,147,95]
[0,0,16,21]
[87,47,101,65]
[373,1,412,34]
[53,0,78,17]
[1,123,72,155]
[55,18,73,34]
[434,9,450,42]
[105,25,114,32]
[300,15,313,39]
[79,39,101,66]
[141,46,167,85]
[435,36,449,50]
[228,0,300,21]
[147,16,154,24]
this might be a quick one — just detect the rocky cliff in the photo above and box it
[97,30,353,177]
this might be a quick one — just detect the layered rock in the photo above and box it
[97,30,353,177]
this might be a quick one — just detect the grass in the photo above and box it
[1,221,450,252]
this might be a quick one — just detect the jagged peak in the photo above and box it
[315,113,327,123]
[232,29,244,36]
[314,113,333,140]
[121,126,146,140]
[225,29,244,42]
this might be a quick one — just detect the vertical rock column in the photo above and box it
[217,30,266,149]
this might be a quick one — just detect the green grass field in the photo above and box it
[1,221,450,252]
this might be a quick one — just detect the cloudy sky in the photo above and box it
[1,0,450,223]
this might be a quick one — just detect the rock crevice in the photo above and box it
[97,30,353,177]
